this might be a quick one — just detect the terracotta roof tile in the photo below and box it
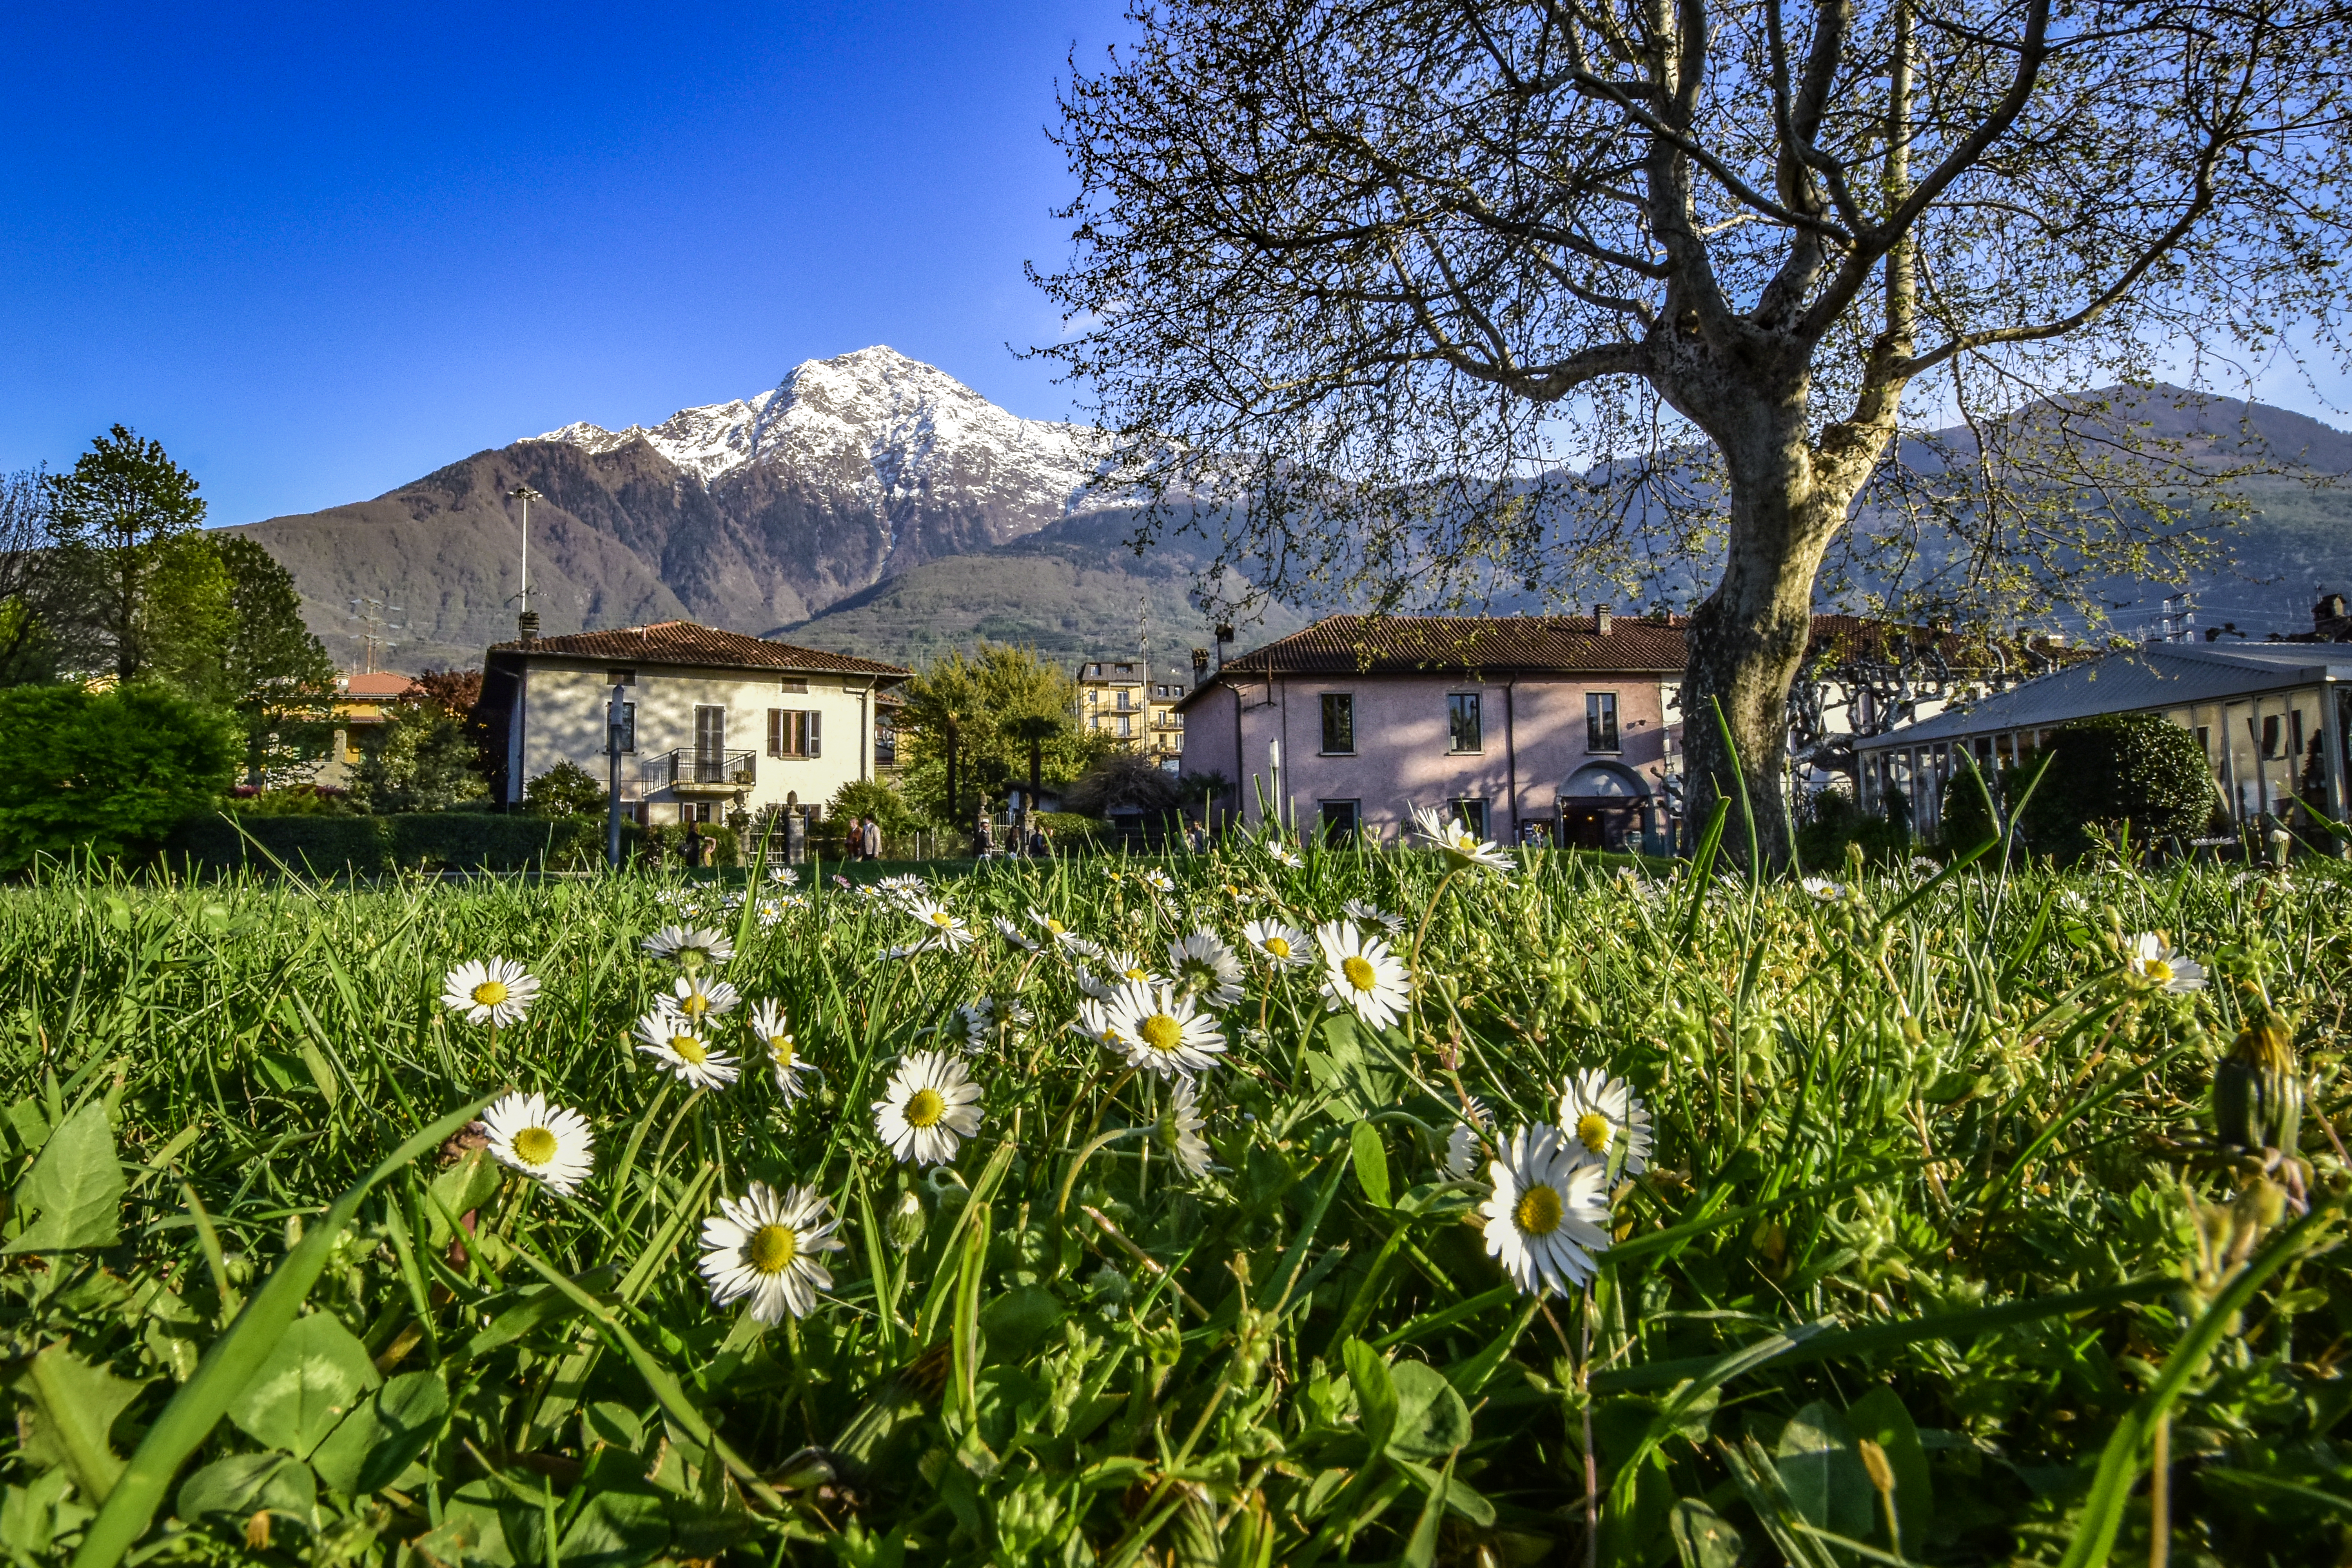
[1205,613,1690,682]
[489,621,911,678]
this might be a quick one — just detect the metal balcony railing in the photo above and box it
[641,748,757,795]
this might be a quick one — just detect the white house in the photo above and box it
[479,621,911,825]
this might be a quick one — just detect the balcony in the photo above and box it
[641,748,757,797]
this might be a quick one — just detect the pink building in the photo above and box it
[1176,613,1685,850]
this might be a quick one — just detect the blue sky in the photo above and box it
[0,1,1120,524]
[3,2,2344,528]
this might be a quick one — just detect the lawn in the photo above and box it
[0,842,2343,1566]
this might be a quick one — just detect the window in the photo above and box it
[1118,690,1133,711]
[695,705,727,758]
[1320,693,1355,754]
[1448,693,1483,753]
[681,802,713,824]
[767,709,822,758]
[1447,798,1488,838]
[779,677,809,695]
[1086,690,1098,706]
[1319,800,1360,846]
[1117,714,1132,737]
[1587,692,1621,752]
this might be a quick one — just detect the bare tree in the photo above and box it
[1036,0,2351,863]
[0,469,59,683]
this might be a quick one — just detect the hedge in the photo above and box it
[163,812,608,876]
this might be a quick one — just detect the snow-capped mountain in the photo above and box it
[231,347,1162,668]
[532,345,1112,539]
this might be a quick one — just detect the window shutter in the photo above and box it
[807,709,821,757]
[768,709,783,757]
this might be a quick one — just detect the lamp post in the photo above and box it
[508,485,543,637]
[606,675,630,871]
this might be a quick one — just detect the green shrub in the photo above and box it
[1034,811,1107,843]
[0,682,241,872]
[163,811,604,876]
[1938,758,2004,854]
[829,776,918,835]
[2017,712,2217,862]
[523,760,607,818]
[229,783,362,816]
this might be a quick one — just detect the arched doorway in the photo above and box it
[1558,762,1651,851]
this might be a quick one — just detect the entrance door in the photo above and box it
[694,706,726,783]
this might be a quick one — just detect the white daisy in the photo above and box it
[1102,979,1227,1078]
[697,1181,844,1323]
[755,899,784,927]
[958,996,1034,1053]
[768,867,799,886]
[644,926,733,969]
[1445,1121,1487,1182]
[1343,898,1410,936]
[873,1051,984,1165]
[655,888,688,906]
[994,916,1041,952]
[1908,857,1943,878]
[904,900,976,951]
[664,974,742,1025]
[1028,907,1091,952]
[1100,948,1160,986]
[1140,868,1176,893]
[1799,876,1845,902]
[1240,918,1310,970]
[1069,996,1129,1053]
[481,1091,595,1196]
[441,958,539,1027]
[1156,1077,1212,1176]
[749,1000,817,1102]
[1166,929,1245,1007]
[633,1008,740,1089]
[1410,806,1514,872]
[1315,920,1412,1032]
[1480,1124,1613,1296]
[2127,932,2207,993]
[1557,1068,1653,1175]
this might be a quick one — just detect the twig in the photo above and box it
[1081,1204,1208,1317]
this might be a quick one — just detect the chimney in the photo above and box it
[517,610,540,643]
[1594,603,1612,636]
[1190,647,1210,689]
[1214,622,1234,671]
[2317,593,2346,629]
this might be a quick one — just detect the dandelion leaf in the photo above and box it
[0,1464,91,1559]
[3,1100,122,1253]
[1773,1400,1876,1543]
[2,1097,49,1160]
[227,1309,383,1458]
[311,1370,449,1497]
[9,1345,146,1503]
[175,1452,314,1521]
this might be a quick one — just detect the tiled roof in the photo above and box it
[341,673,419,697]
[1206,614,1690,683]
[488,621,911,678]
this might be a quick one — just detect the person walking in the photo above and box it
[862,815,882,861]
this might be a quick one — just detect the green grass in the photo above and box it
[0,845,2346,1566]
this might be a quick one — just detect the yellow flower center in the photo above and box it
[929,911,952,927]
[1264,937,1291,958]
[671,1034,707,1064]
[769,1036,795,1067]
[1575,1112,1612,1154]
[748,1223,798,1274]
[1046,918,1066,934]
[2145,960,2172,983]
[678,991,709,1016]
[1514,1185,1563,1236]
[472,980,508,1007]
[1342,956,1377,992]
[512,1126,557,1166]
[1125,966,1148,980]
[904,1087,946,1128]
[1139,1014,1185,1054]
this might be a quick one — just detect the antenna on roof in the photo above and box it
[508,484,543,640]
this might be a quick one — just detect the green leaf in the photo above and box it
[9,1346,147,1504]
[1349,1121,1392,1209]
[1775,1401,1876,1545]
[1669,1497,1746,1568]
[559,1486,671,1568]
[423,1148,503,1249]
[2,1098,49,1160]
[174,1453,314,1521]
[1342,1339,1399,1457]
[410,1480,516,1567]
[309,1370,448,1497]
[1386,1360,1472,1460]
[4,1102,123,1254]
[229,1310,383,1458]
[1845,1386,1932,1555]
[980,1284,1068,1363]
[1,1465,90,1559]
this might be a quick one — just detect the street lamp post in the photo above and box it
[606,677,630,871]
[508,484,543,636]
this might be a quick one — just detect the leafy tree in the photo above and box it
[43,426,209,682]
[829,777,919,836]
[214,535,335,750]
[524,761,606,817]
[2016,713,2216,862]
[1065,752,1183,818]
[0,683,240,871]
[1038,0,2349,864]
[897,644,1109,822]
[355,695,491,815]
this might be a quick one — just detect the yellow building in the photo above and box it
[1078,658,1186,769]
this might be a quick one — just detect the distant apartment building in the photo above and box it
[1079,657,1185,769]
[478,621,911,824]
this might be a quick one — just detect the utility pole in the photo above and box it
[508,484,543,639]
[606,676,630,871]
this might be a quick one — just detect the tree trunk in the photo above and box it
[1029,739,1043,806]
[944,724,959,827]
[1675,399,1856,870]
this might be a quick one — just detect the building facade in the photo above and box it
[1856,641,2352,841]
[1175,614,1686,850]
[1078,658,1185,769]
[479,622,911,824]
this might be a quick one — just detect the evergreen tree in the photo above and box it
[44,426,208,682]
